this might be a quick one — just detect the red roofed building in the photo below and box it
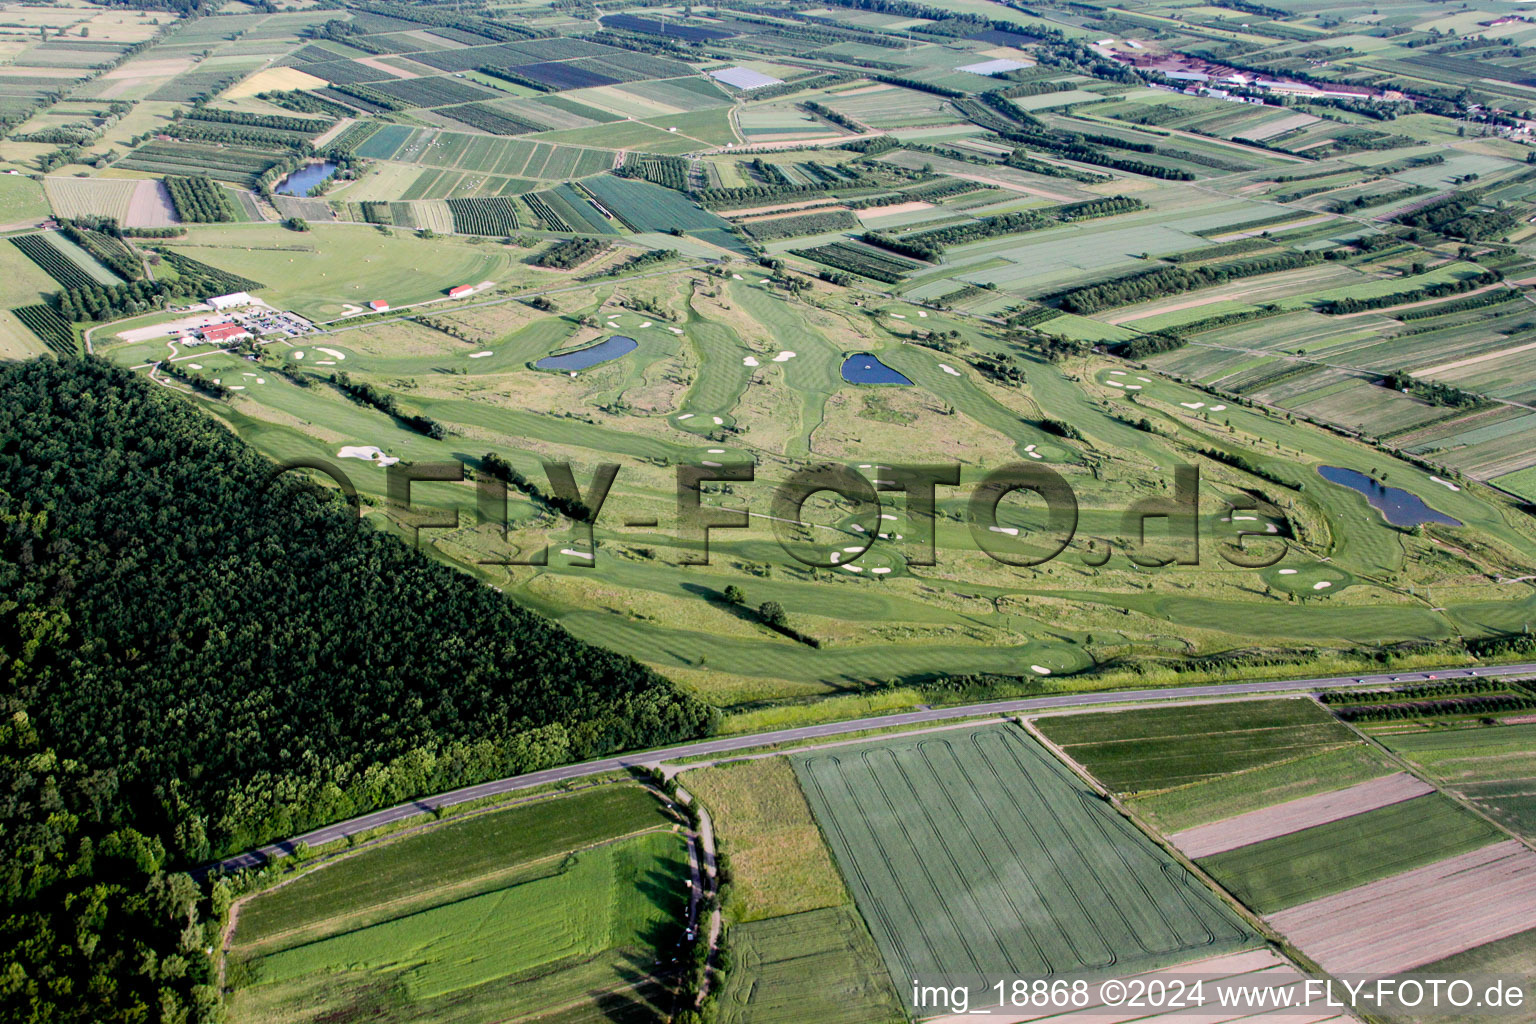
[369,299,389,312]
[200,322,250,345]
[448,284,474,298]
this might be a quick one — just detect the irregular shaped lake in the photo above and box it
[534,335,637,372]
[275,160,339,197]
[841,352,913,385]
[1318,466,1462,527]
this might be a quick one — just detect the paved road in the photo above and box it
[210,661,1536,873]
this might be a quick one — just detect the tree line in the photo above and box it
[1316,270,1501,315]
[1057,250,1326,314]
[330,370,447,438]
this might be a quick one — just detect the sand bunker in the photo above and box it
[940,364,961,376]
[338,445,400,467]
[773,351,795,362]
[1430,476,1460,491]
[743,356,759,366]
[469,351,492,358]
[315,347,346,360]
[1313,581,1332,590]
[1031,665,1051,675]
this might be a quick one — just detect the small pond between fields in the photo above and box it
[275,160,339,196]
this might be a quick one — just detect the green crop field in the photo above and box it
[227,783,687,1024]
[1197,793,1503,914]
[1381,724,1536,840]
[715,906,906,1024]
[1035,699,1360,794]
[1129,743,1397,834]
[792,725,1255,1011]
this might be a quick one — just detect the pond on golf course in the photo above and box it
[841,353,913,385]
[1318,466,1462,527]
[534,335,638,372]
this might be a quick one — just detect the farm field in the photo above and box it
[713,906,906,1024]
[1267,841,1536,976]
[1380,724,1536,839]
[1033,699,1360,793]
[226,783,689,1024]
[1167,771,1434,858]
[792,724,1255,1012]
[1128,743,1398,834]
[1195,792,1503,914]
[683,754,906,1023]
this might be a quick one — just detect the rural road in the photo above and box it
[209,660,1536,874]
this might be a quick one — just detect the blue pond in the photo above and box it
[535,335,637,372]
[275,160,339,197]
[1318,466,1462,528]
[841,352,913,386]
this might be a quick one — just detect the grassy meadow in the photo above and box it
[226,784,688,1024]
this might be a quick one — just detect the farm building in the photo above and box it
[448,285,474,298]
[209,292,255,311]
[369,300,390,312]
[708,67,783,90]
[958,58,1030,75]
[198,323,250,345]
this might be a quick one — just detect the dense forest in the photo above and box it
[0,357,715,1020]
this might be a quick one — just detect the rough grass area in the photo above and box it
[681,757,848,922]
[1197,793,1503,914]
